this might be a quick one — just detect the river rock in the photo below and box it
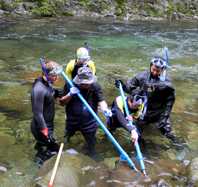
[0,166,7,173]
[14,3,28,15]
[188,157,198,185]
[34,150,109,187]
[34,148,187,187]
[0,9,5,15]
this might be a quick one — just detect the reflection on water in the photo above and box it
[0,17,197,186]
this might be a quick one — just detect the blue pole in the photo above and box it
[119,83,146,175]
[61,71,138,172]
[163,47,169,66]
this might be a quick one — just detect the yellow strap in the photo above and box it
[87,60,96,75]
[116,96,144,119]
[133,104,144,119]
[116,96,125,113]
[65,59,96,80]
[65,59,75,80]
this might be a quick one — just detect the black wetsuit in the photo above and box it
[31,77,59,160]
[63,82,104,156]
[122,70,176,139]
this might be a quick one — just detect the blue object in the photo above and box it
[119,83,146,175]
[39,58,51,84]
[120,153,127,162]
[160,47,170,81]
[163,47,169,67]
[60,71,138,172]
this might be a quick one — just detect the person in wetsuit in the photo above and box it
[115,56,177,143]
[59,67,111,158]
[31,60,60,166]
[107,90,146,143]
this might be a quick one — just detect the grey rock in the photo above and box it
[14,3,28,15]
[23,2,37,11]
[188,157,198,185]
[0,9,5,15]
[0,166,7,173]
[157,178,171,187]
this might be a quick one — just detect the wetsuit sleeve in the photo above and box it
[54,88,65,98]
[123,76,141,94]
[62,82,70,96]
[113,101,136,132]
[32,87,47,129]
[94,83,105,102]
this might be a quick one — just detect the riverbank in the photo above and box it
[0,0,198,22]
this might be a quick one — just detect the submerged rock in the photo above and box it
[34,148,188,187]
[34,150,109,187]
[188,157,198,185]
[0,166,7,173]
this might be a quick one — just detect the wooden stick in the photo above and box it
[48,143,64,187]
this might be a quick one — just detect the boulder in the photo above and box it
[188,157,198,185]
[34,150,109,187]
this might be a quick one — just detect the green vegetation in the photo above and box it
[166,1,175,17]
[31,0,56,16]
[115,0,126,16]
[0,0,197,19]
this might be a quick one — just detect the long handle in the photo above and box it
[163,47,169,66]
[119,83,146,175]
[61,71,138,172]
[48,143,64,187]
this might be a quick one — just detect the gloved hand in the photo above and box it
[131,129,138,143]
[103,109,112,118]
[126,115,133,121]
[48,134,56,143]
[68,87,80,96]
[41,127,48,138]
[115,79,123,89]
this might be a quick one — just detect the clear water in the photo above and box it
[0,17,197,186]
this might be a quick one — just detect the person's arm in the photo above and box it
[54,88,65,98]
[32,88,47,129]
[113,101,136,132]
[125,76,141,94]
[93,83,111,116]
[115,75,141,94]
[59,85,79,105]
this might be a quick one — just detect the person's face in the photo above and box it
[77,58,87,65]
[128,99,139,110]
[48,74,58,83]
[79,83,90,90]
[150,64,162,78]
